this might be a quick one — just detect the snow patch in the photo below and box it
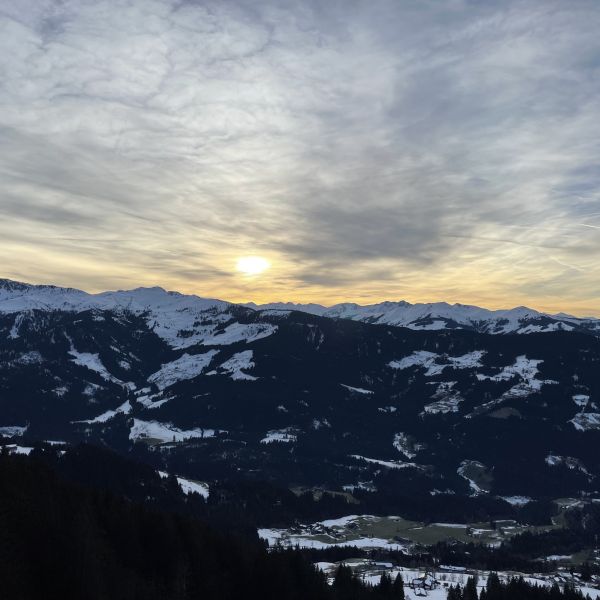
[570,412,600,431]
[210,350,257,381]
[69,347,126,386]
[201,322,277,346]
[457,460,489,495]
[156,470,209,498]
[389,350,485,376]
[129,419,218,443]
[572,394,590,408]
[3,444,33,455]
[343,481,377,493]
[545,454,590,475]
[350,454,421,470]
[9,314,26,338]
[148,351,218,390]
[74,400,132,424]
[393,433,424,459]
[83,383,101,398]
[422,382,463,415]
[260,428,298,444]
[0,425,28,438]
[13,351,43,365]
[423,397,462,415]
[136,392,171,410]
[341,384,373,394]
[177,477,209,498]
[476,356,548,392]
[500,496,532,507]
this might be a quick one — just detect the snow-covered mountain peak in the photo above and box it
[243,301,329,316]
[248,297,600,335]
[2,278,600,337]
[0,279,30,291]
[0,279,277,350]
[0,279,225,314]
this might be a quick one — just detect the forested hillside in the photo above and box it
[2,282,600,516]
[2,449,596,600]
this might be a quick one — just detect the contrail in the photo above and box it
[547,256,585,272]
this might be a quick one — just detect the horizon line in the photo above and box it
[2,275,598,320]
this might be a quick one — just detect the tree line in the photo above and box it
[448,574,593,600]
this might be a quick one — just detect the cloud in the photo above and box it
[0,0,599,312]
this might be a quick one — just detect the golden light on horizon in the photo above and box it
[235,256,271,276]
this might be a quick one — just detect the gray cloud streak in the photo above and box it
[0,0,599,312]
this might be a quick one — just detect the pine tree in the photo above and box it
[486,572,502,600]
[333,564,363,600]
[550,582,563,600]
[448,583,463,600]
[580,563,592,582]
[463,576,478,600]
[378,572,393,598]
[392,573,405,600]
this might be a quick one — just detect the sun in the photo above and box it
[236,256,270,276]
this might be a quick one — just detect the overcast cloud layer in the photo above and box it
[1,0,600,314]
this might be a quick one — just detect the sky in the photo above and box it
[1,0,600,315]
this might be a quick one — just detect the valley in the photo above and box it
[259,514,558,550]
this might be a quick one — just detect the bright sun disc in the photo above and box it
[236,256,270,275]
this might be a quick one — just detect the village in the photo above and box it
[314,562,600,600]
[259,513,562,553]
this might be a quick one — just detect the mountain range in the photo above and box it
[245,301,600,335]
[1,278,599,523]
[2,278,599,336]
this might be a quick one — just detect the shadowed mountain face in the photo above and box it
[1,279,599,510]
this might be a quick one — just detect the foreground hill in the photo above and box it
[1,279,599,522]
[2,448,598,599]
[0,449,335,600]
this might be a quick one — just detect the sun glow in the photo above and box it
[236,256,270,276]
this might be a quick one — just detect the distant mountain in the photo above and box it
[1,278,600,521]
[3,278,599,336]
[246,300,600,335]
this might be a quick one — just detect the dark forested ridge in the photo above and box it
[2,302,600,517]
[1,447,598,599]
[0,449,348,600]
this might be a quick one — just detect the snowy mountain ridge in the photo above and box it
[0,278,227,314]
[0,279,270,350]
[247,300,600,335]
[1,278,599,336]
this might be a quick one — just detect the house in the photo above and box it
[411,573,438,591]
